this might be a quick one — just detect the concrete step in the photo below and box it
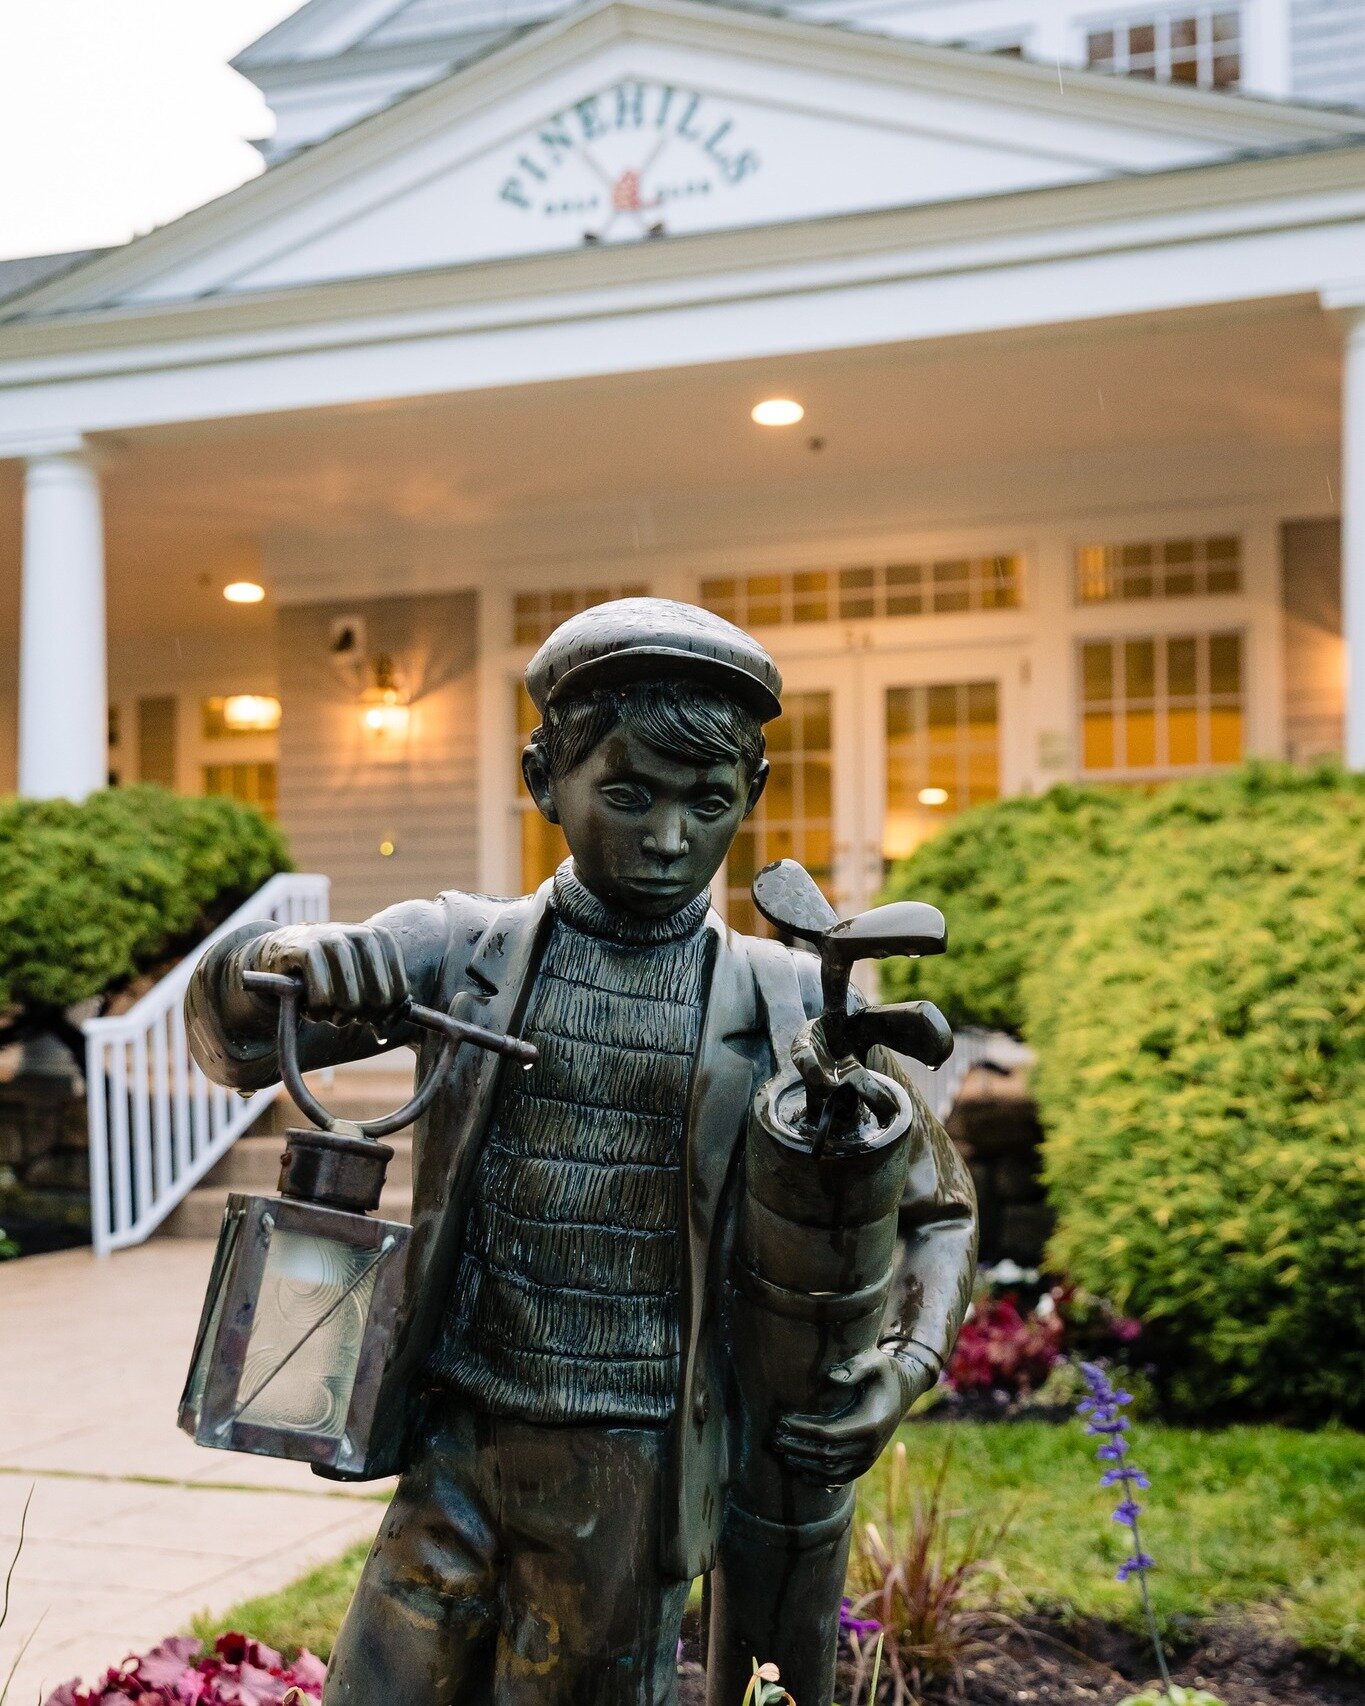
[253,1066,421,1135]
[155,1064,421,1239]
[161,1183,414,1240]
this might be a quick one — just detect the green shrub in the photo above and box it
[883,764,1365,1419]
[0,786,291,1015]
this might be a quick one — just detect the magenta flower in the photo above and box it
[43,1633,326,1706]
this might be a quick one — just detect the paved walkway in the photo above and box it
[1,1241,388,1703]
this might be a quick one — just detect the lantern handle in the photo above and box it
[242,969,537,1140]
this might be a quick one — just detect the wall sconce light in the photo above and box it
[360,656,411,745]
[222,694,282,734]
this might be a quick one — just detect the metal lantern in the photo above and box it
[178,970,535,1475]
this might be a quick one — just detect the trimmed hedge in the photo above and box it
[882,764,1365,1419]
[0,786,291,1014]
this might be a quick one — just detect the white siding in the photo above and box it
[277,590,480,924]
[1291,0,1365,107]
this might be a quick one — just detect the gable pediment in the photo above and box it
[16,0,1365,315]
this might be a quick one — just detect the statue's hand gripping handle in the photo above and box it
[242,969,537,1140]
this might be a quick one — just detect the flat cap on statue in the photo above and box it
[525,597,783,722]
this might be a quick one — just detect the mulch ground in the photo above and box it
[676,1611,1365,1705]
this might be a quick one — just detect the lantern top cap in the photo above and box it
[525,597,783,723]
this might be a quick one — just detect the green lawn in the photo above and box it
[193,1419,1365,1668]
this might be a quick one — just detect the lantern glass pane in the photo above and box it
[235,1227,380,1439]
[183,1211,242,1422]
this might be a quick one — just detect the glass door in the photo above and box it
[724,685,837,934]
[860,646,1016,903]
[727,646,1016,932]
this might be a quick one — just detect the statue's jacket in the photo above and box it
[186,879,976,1582]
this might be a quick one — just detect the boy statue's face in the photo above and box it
[525,721,768,919]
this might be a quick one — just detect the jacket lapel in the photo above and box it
[686,915,760,1233]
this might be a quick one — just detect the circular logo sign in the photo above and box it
[497,80,761,240]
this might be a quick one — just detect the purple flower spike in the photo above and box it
[1076,1360,1175,1696]
[1100,1467,1150,1489]
[839,1596,883,1642]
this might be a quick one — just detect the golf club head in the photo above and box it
[821,901,948,969]
[751,859,839,945]
[849,1000,954,1070]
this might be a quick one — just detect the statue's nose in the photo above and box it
[642,811,689,861]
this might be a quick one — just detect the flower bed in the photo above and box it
[45,1634,325,1706]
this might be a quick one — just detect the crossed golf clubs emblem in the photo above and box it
[580,132,670,242]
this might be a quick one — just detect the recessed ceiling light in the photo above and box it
[223,581,266,604]
[918,787,950,807]
[751,398,804,427]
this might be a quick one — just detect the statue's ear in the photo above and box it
[522,743,560,824]
[743,759,770,819]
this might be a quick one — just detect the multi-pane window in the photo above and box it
[883,682,1000,862]
[513,583,647,646]
[1079,632,1243,773]
[726,691,834,935]
[515,683,569,892]
[700,557,1021,629]
[204,762,279,818]
[1086,9,1241,88]
[1076,535,1241,603]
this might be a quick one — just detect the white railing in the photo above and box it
[83,872,330,1256]
[900,1026,999,1127]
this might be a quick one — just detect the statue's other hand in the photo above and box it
[247,923,410,1027]
[770,1349,909,1486]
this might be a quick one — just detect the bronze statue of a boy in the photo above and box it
[186,598,976,1705]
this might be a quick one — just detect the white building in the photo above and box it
[2,0,1364,929]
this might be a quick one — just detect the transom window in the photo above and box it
[1079,632,1243,773]
[1085,8,1235,88]
[514,582,647,647]
[1086,9,1241,88]
[1077,535,1241,603]
[700,557,1021,629]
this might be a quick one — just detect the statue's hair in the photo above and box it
[530,678,766,781]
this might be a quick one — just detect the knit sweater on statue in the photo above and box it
[429,862,712,1424]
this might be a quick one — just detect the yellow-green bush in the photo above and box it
[882,764,1365,1418]
[0,786,291,1014]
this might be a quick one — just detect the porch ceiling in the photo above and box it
[0,298,1343,648]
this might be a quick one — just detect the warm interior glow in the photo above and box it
[223,581,266,604]
[917,786,951,807]
[221,694,282,733]
[751,398,804,426]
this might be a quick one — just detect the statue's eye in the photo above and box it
[692,794,733,820]
[602,784,648,811]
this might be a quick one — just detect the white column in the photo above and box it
[18,438,107,799]
[1030,10,1083,69]
[1242,0,1293,99]
[1345,310,1365,771]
